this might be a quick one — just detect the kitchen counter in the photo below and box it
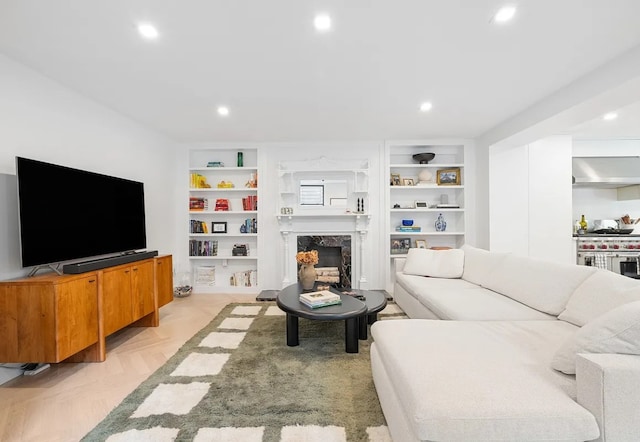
[573,233,640,238]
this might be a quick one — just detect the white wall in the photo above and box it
[0,54,177,281]
[489,144,530,256]
[490,136,574,263]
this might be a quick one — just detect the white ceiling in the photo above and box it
[1,0,640,143]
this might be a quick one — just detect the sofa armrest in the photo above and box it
[394,258,406,273]
[576,353,640,442]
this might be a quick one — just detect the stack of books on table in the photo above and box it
[299,290,342,309]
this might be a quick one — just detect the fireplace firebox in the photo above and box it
[297,235,351,288]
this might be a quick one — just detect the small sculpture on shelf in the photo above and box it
[245,172,258,188]
[217,180,235,188]
[416,169,434,185]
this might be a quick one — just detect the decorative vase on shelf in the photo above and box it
[298,264,317,290]
[435,213,447,232]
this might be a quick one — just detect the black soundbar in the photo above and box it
[62,250,159,274]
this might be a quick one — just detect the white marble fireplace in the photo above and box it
[278,215,370,289]
[276,156,371,289]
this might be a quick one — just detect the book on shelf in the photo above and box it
[395,226,422,232]
[195,266,216,286]
[232,244,249,256]
[189,239,218,256]
[242,218,257,233]
[190,173,211,189]
[242,195,258,211]
[189,197,208,211]
[190,219,209,233]
[230,269,258,287]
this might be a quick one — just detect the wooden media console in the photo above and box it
[0,255,173,363]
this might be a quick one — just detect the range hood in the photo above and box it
[572,156,640,189]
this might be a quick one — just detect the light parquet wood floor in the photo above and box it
[0,293,257,442]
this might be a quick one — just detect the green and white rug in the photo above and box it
[82,302,406,441]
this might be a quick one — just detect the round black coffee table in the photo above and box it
[350,290,387,340]
[276,283,367,353]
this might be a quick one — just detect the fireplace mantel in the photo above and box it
[277,213,370,233]
[278,215,370,289]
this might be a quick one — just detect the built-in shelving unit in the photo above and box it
[188,148,260,293]
[385,140,470,292]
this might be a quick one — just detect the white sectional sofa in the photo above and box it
[371,245,640,442]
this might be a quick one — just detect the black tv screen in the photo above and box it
[16,157,147,268]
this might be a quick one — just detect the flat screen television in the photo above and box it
[16,157,147,268]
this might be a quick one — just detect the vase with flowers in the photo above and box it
[296,250,318,290]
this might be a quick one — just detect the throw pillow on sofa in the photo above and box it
[551,300,640,374]
[558,269,640,326]
[403,248,464,279]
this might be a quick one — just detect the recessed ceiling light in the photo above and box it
[603,112,618,121]
[217,106,230,117]
[314,14,332,32]
[492,5,516,23]
[420,102,433,112]
[137,23,159,40]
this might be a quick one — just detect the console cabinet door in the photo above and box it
[156,255,173,308]
[0,274,98,362]
[131,261,154,320]
[55,275,99,360]
[102,266,133,336]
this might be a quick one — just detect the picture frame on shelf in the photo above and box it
[436,168,461,185]
[391,237,411,254]
[402,178,415,186]
[212,221,227,233]
[415,239,427,249]
[390,173,401,186]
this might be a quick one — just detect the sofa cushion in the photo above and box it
[403,248,464,278]
[396,273,556,320]
[370,319,598,441]
[460,244,509,287]
[558,269,640,326]
[552,300,640,375]
[482,254,597,315]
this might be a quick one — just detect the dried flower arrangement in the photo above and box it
[296,250,319,265]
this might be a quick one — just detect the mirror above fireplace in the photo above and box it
[278,157,369,215]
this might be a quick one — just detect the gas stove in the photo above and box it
[576,235,640,278]
[576,234,640,249]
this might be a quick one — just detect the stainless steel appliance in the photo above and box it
[576,235,640,279]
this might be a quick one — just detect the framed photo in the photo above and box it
[212,221,227,233]
[436,168,461,185]
[390,173,401,186]
[403,178,415,186]
[390,237,411,254]
[415,239,427,249]
[415,201,428,208]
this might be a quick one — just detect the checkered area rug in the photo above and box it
[82,303,406,441]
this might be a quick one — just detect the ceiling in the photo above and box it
[2,0,640,143]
